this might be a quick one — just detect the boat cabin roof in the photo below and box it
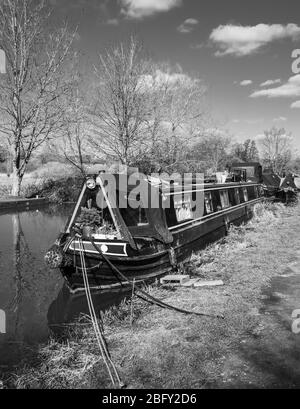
[87,172,260,195]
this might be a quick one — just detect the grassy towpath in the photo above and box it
[7,201,300,389]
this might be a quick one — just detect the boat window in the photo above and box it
[228,188,236,206]
[211,191,222,211]
[248,186,256,200]
[234,188,240,205]
[239,188,245,203]
[243,187,249,202]
[220,190,231,209]
[204,192,214,214]
[173,195,193,222]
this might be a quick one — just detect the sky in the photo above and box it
[50,0,300,152]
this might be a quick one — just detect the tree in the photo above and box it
[259,127,292,175]
[288,156,300,174]
[233,139,259,162]
[0,0,74,195]
[0,143,7,163]
[133,64,207,173]
[188,128,232,174]
[51,69,96,175]
[90,36,153,166]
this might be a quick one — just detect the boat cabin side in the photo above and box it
[62,173,264,252]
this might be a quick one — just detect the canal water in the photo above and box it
[0,205,127,370]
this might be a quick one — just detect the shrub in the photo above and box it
[21,176,83,203]
[0,184,12,196]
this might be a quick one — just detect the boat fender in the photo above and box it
[224,216,230,235]
[45,244,69,269]
[168,247,177,267]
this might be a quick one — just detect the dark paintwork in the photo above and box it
[57,178,264,292]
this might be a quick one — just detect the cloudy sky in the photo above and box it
[51,0,300,150]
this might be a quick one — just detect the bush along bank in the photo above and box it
[3,201,300,389]
[21,176,84,203]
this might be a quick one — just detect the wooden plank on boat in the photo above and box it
[194,280,224,288]
[160,274,190,285]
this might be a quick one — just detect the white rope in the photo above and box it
[77,238,124,388]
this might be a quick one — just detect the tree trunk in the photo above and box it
[11,165,23,197]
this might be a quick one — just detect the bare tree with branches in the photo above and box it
[90,36,153,166]
[0,0,74,195]
[139,65,207,172]
[50,69,97,176]
[259,127,292,175]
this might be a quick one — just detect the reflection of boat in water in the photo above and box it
[45,171,265,293]
[47,284,131,335]
[0,213,34,365]
[0,207,69,366]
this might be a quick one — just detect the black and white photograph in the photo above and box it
[0,0,300,394]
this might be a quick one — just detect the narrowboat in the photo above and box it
[277,173,298,202]
[45,172,265,292]
[231,162,298,202]
[231,162,263,184]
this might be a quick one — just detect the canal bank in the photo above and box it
[0,197,49,211]
[3,201,300,389]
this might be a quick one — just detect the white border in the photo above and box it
[69,240,128,257]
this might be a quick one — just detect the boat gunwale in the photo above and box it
[168,196,262,232]
[162,182,261,195]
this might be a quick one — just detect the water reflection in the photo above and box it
[0,205,70,367]
[0,204,130,369]
[48,285,130,334]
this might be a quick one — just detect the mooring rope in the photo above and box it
[88,236,224,320]
[77,238,125,389]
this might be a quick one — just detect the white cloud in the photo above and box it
[231,118,262,124]
[209,23,300,57]
[177,18,198,34]
[106,18,119,25]
[273,116,287,121]
[291,100,300,108]
[245,118,263,124]
[138,69,200,91]
[250,75,300,98]
[260,79,281,87]
[240,80,252,86]
[190,43,205,50]
[255,133,265,141]
[120,0,182,19]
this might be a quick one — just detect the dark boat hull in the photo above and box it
[62,199,260,293]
